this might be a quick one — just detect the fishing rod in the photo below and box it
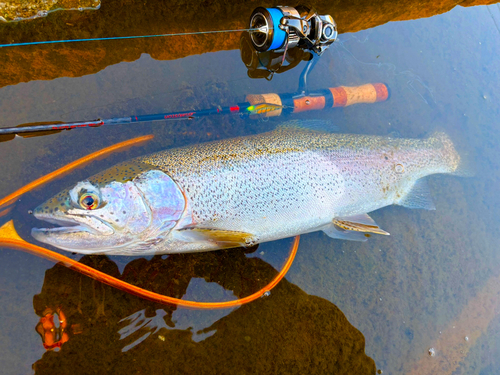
[0,5,389,139]
[0,82,388,138]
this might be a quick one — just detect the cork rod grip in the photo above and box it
[330,83,389,107]
[246,83,389,117]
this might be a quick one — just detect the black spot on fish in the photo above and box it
[122,211,126,214]
[364,233,371,238]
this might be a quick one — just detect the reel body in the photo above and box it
[240,31,312,80]
[249,5,337,55]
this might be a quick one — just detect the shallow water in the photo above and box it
[1,1,500,374]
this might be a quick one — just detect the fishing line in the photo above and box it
[0,5,339,50]
[0,28,259,48]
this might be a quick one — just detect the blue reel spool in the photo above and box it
[249,7,288,52]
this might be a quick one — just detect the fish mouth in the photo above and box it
[31,211,117,253]
[32,211,114,235]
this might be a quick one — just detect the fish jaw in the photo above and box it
[31,211,136,254]
[31,221,134,254]
[31,170,186,254]
[32,211,114,236]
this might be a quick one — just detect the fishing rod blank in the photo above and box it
[0,83,388,137]
[0,104,259,136]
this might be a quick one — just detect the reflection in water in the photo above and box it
[32,248,376,373]
[1,1,499,373]
[0,0,495,88]
[0,0,100,23]
[35,307,69,350]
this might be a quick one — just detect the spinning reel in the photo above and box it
[249,5,338,55]
[240,31,313,80]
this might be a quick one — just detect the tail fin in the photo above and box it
[430,131,474,177]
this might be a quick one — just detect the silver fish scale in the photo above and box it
[139,128,459,241]
[197,151,341,231]
[145,152,344,240]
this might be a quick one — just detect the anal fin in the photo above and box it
[330,213,390,236]
[322,223,369,242]
[176,228,258,248]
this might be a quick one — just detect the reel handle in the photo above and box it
[246,83,389,117]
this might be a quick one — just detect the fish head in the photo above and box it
[32,162,186,255]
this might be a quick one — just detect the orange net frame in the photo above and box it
[0,135,299,309]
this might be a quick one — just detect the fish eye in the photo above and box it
[79,193,99,210]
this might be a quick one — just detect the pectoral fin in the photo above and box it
[332,213,390,236]
[176,228,258,248]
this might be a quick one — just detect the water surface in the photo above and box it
[0,1,500,374]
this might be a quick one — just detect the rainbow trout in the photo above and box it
[32,128,467,255]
